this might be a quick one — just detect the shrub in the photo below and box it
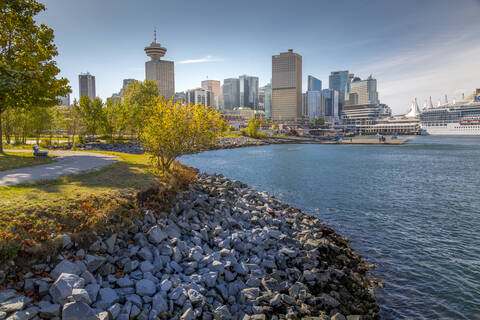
[247,119,260,138]
[140,97,225,173]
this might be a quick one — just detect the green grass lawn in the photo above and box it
[0,151,196,258]
[0,152,56,171]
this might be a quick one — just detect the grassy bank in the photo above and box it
[0,152,56,171]
[0,151,196,259]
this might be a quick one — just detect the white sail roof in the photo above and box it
[427,96,434,109]
[406,98,420,118]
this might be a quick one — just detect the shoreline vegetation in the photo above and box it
[0,135,407,155]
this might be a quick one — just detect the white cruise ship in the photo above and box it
[420,91,480,136]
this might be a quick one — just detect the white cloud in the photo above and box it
[352,29,480,114]
[177,55,224,65]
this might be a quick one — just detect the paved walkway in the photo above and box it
[0,150,117,186]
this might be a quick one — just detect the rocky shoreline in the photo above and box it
[0,173,378,320]
[51,137,285,154]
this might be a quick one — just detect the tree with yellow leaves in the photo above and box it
[140,97,225,173]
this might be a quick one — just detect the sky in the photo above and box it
[37,0,480,114]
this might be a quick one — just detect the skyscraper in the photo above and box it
[264,83,272,119]
[305,75,323,120]
[78,72,96,101]
[349,75,379,105]
[201,80,222,108]
[145,29,174,98]
[322,89,340,118]
[239,75,259,109]
[329,70,349,116]
[272,49,302,121]
[306,91,327,120]
[248,76,259,110]
[308,75,322,91]
[222,78,240,110]
[258,86,265,110]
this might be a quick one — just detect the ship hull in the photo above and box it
[421,123,480,135]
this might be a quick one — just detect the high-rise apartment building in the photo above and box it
[201,80,222,108]
[349,75,379,105]
[222,78,240,110]
[272,49,302,121]
[264,83,272,119]
[308,75,322,91]
[145,30,174,98]
[78,72,96,101]
[239,75,259,109]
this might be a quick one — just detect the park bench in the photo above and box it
[33,145,49,157]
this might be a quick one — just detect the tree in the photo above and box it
[0,0,71,152]
[28,105,52,144]
[122,80,159,137]
[247,118,260,138]
[78,96,104,137]
[69,99,82,148]
[103,98,125,142]
[226,125,237,132]
[140,97,225,173]
[313,118,325,126]
[51,105,68,144]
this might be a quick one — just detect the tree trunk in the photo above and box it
[0,109,3,153]
[4,110,11,145]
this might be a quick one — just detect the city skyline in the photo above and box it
[37,0,480,114]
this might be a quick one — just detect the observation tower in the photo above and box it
[144,28,174,98]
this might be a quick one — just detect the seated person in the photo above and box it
[33,145,49,156]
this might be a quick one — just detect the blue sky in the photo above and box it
[38,0,480,114]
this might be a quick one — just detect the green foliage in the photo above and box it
[122,80,160,137]
[140,97,225,173]
[313,118,325,126]
[0,0,71,151]
[70,99,82,148]
[103,98,125,142]
[247,119,260,138]
[78,96,104,136]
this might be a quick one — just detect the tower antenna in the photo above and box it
[154,27,157,43]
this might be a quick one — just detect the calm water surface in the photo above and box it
[179,136,480,320]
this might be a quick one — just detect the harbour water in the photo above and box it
[179,136,480,319]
